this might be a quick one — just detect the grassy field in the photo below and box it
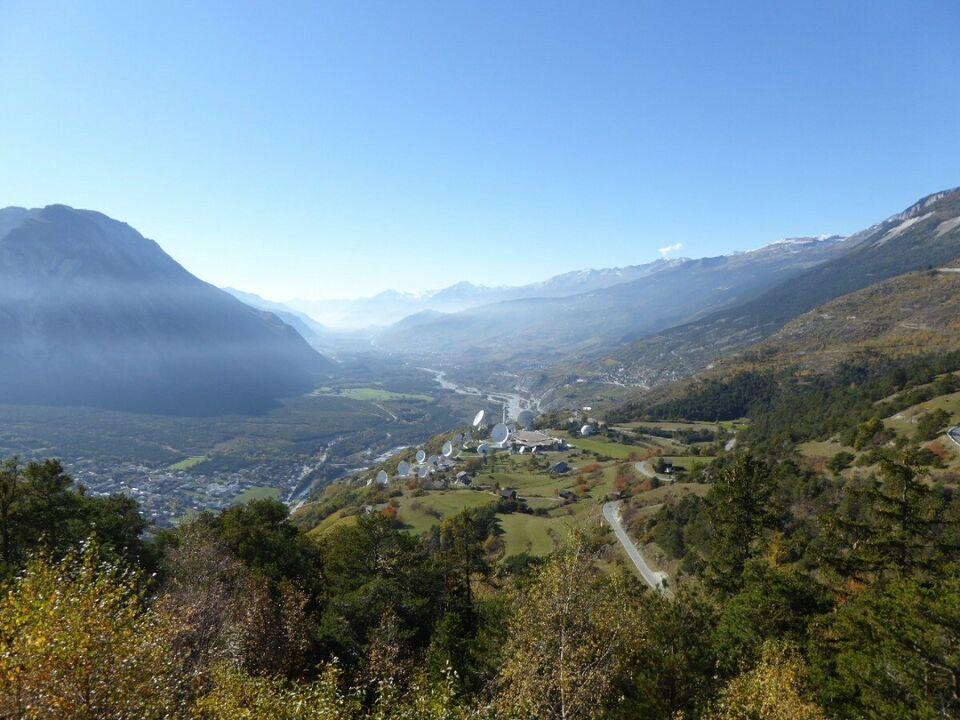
[396,491,497,535]
[662,455,713,470]
[885,390,960,436]
[312,386,435,403]
[555,432,641,460]
[168,455,210,471]
[233,485,281,503]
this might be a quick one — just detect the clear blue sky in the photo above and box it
[1,1,958,300]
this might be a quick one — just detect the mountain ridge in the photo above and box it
[0,204,333,415]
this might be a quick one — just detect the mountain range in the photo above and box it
[0,205,332,415]
[371,235,849,364]
[589,186,960,389]
[287,259,685,328]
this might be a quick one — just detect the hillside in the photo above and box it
[592,187,960,388]
[375,236,848,364]
[0,205,333,415]
[731,269,960,372]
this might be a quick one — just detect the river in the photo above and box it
[417,367,536,422]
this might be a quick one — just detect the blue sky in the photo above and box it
[1,1,958,300]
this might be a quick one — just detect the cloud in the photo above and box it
[658,242,684,258]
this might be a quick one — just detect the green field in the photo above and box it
[233,485,281,503]
[397,491,496,534]
[313,386,435,403]
[168,455,210,471]
[662,455,713,470]
[556,432,640,460]
[884,390,960,436]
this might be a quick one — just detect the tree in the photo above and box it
[809,575,960,719]
[711,562,832,676]
[494,540,648,720]
[158,523,311,679]
[827,451,854,475]
[318,512,442,670]
[705,455,775,593]
[0,457,148,578]
[915,408,952,442]
[706,643,827,720]
[0,544,185,719]
[626,586,721,719]
[819,452,955,587]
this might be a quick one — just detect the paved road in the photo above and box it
[635,460,673,484]
[602,500,665,593]
[948,426,960,448]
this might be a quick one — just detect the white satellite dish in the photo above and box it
[580,424,594,437]
[397,461,410,478]
[418,465,429,479]
[472,410,485,428]
[517,409,535,430]
[477,443,489,454]
[376,470,389,486]
[491,423,509,445]
[442,441,453,457]
[416,449,426,463]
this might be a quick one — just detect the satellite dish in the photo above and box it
[442,441,453,457]
[376,470,389,486]
[428,454,439,466]
[418,466,429,479]
[491,423,509,445]
[517,409,536,430]
[580,424,594,437]
[464,430,473,444]
[477,443,489,454]
[397,461,410,478]
[472,410,485,428]
[416,449,426,464]
[453,433,463,446]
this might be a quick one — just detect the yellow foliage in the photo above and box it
[706,643,826,720]
[0,544,185,719]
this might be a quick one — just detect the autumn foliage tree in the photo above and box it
[494,540,648,720]
[0,543,185,719]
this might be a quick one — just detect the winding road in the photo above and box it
[635,460,673,484]
[602,500,665,593]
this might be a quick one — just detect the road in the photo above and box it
[602,500,665,593]
[635,460,673,484]
[948,426,960,448]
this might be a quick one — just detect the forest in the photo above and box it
[1,421,958,720]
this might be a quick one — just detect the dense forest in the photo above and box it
[2,405,958,720]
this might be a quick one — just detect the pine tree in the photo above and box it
[819,451,955,588]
